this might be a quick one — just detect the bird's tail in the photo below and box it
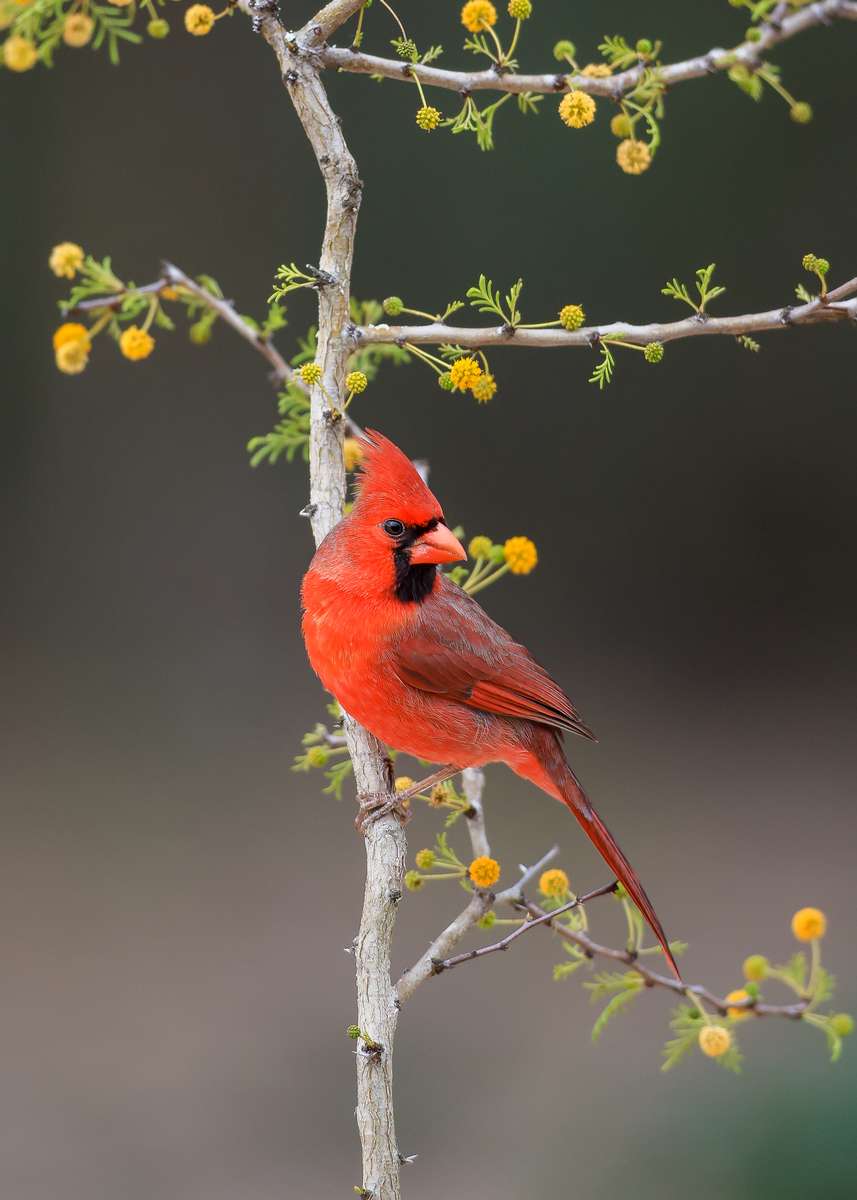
[553,757,682,982]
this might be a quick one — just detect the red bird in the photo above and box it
[301,431,680,979]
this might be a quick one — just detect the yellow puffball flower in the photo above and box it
[582,63,612,77]
[468,536,493,559]
[414,848,436,870]
[460,0,497,33]
[55,339,90,375]
[299,361,323,385]
[725,988,753,1020]
[3,33,37,71]
[504,536,538,575]
[558,90,596,129]
[742,954,768,981]
[539,868,570,898]
[559,303,585,331]
[160,286,180,301]
[394,776,414,793]
[53,322,91,352]
[698,1024,732,1057]
[185,3,215,35]
[49,242,85,279]
[62,13,95,46]
[469,855,501,889]
[449,357,482,391]
[345,369,368,394]
[119,326,155,361]
[616,138,652,175]
[415,105,441,131]
[791,907,827,941]
[343,437,364,472]
[471,372,497,403]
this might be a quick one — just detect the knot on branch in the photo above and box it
[780,305,795,326]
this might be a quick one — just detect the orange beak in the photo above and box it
[409,522,467,565]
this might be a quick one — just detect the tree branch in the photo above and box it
[356,276,857,351]
[240,4,404,1196]
[319,1,857,97]
[514,900,808,1020]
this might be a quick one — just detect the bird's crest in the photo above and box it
[353,430,443,523]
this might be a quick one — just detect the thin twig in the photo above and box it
[319,1,857,96]
[434,881,618,973]
[515,900,808,1020]
[357,276,857,352]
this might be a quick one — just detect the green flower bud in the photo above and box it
[147,18,169,38]
[347,1024,361,1039]
[745,26,761,42]
[790,102,813,125]
[438,372,454,391]
[644,341,664,364]
[189,321,212,345]
[306,745,329,768]
[404,870,423,891]
[831,1013,854,1037]
[477,910,497,929]
[814,256,830,275]
[635,38,652,55]
[414,848,436,870]
[553,39,576,61]
[742,954,768,981]
[382,296,404,317]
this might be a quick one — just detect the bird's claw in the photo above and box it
[355,790,413,834]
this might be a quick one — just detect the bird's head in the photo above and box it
[337,430,466,603]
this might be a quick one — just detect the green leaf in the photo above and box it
[591,985,642,1042]
[588,340,615,389]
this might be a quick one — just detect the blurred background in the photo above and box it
[2,1,856,1197]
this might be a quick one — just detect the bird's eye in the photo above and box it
[383,519,406,538]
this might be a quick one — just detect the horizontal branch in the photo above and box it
[356,275,857,352]
[319,0,857,97]
[516,899,808,1020]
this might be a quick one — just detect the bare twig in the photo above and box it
[319,1,857,97]
[515,900,808,1020]
[434,881,619,973]
[357,276,857,352]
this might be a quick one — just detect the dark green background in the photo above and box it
[2,2,856,1197]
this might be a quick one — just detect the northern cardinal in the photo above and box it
[301,431,680,979]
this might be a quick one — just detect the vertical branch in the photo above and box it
[247,7,405,1196]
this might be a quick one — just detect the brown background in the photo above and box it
[2,2,856,1197]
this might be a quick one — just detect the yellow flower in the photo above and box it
[49,242,85,279]
[460,0,497,33]
[62,13,94,46]
[3,33,37,71]
[414,848,436,870]
[559,303,585,331]
[343,437,364,471]
[558,90,596,129]
[698,1024,731,1058]
[616,138,652,175]
[160,286,180,301]
[345,369,368,394]
[53,322,91,352]
[415,105,441,131]
[469,855,501,889]
[503,536,537,574]
[300,361,323,385]
[185,3,215,35]
[582,63,612,77]
[791,907,826,941]
[394,776,414,793]
[468,535,493,559]
[539,868,570,898]
[449,356,482,391]
[471,372,496,403]
[55,339,90,375]
[725,988,753,1021]
[742,954,768,982]
[109,0,133,6]
[119,326,155,361]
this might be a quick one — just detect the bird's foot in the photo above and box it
[355,790,413,834]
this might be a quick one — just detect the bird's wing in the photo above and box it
[390,579,595,740]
